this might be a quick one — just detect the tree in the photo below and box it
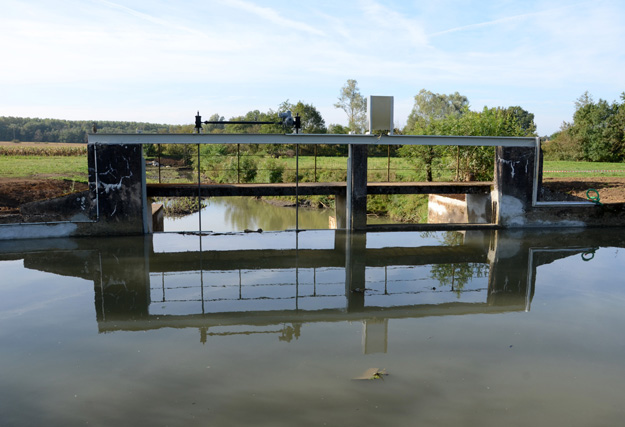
[504,106,536,135]
[569,93,625,162]
[401,90,469,181]
[334,79,367,134]
[405,89,468,131]
[279,100,327,134]
[400,104,531,181]
[204,113,225,133]
[328,124,349,134]
[542,122,582,161]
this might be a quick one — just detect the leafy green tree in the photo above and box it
[328,124,349,134]
[405,89,468,131]
[285,100,327,134]
[542,122,582,161]
[400,103,531,181]
[504,106,536,135]
[401,90,469,181]
[334,79,367,134]
[569,93,625,162]
[204,113,225,133]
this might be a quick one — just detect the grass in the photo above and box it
[3,142,624,185]
[197,154,433,183]
[543,161,625,178]
[0,155,88,182]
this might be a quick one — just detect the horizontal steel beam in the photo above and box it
[146,182,492,198]
[88,133,537,147]
[147,182,347,197]
[149,245,487,272]
[366,182,492,195]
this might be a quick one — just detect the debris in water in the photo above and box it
[353,368,388,380]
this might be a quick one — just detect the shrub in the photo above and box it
[240,157,258,182]
[265,159,284,183]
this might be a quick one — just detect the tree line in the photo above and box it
[543,91,625,162]
[0,116,183,143]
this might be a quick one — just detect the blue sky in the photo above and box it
[1,0,624,136]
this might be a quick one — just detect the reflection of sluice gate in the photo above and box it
[91,230,535,334]
[149,263,489,316]
[7,228,620,346]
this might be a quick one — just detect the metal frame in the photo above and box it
[88,133,537,147]
[86,133,595,230]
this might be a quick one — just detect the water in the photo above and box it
[164,196,391,232]
[1,228,625,426]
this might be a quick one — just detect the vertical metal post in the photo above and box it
[346,144,353,229]
[200,236,205,315]
[158,144,162,183]
[237,143,240,183]
[314,144,318,183]
[295,237,299,311]
[295,123,299,232]
[198,144,202,233]
[384,266,388,295]
[161,272,165,302]
[387,145,391,182]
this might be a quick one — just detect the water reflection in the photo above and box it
[165,196,392,232]
[6,229,619,353]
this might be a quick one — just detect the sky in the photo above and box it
[1,0,624,136]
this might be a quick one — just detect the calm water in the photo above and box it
[165,196,391,232]
[1,228,625,426]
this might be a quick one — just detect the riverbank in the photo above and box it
[3,177,625,224]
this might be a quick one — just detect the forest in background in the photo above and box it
[1,80,623,168]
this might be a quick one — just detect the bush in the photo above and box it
[265,159,284,183]
[240,156,258,182]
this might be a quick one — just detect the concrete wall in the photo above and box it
[428,194,492,225]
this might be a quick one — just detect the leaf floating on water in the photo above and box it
[353,368,388,380]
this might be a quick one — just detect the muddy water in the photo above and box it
[1,229,625,426]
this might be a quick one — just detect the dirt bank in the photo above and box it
[1,177,625,223]
[0,178,88,216]
[541,177,625,203]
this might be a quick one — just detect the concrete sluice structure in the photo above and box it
[1,132,625,240]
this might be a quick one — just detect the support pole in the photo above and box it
[237,143,240,183]
[314,144,318,183]
[296,143,299,232]
[387,145,391,182]
[197,144,201,233]
[158,144,162,183]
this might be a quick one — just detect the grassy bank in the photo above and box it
[543,161,625,178]
[0,155,88,182]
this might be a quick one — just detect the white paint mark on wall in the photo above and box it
[498,158,520,179]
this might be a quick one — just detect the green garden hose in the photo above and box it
[586,189,602,205]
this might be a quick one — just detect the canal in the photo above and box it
[1,226,624,426]
[164,196,392,232]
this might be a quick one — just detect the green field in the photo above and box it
[0,155,88,182]
[543,161,625,178]
[1,149,624,184]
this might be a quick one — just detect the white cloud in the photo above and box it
[1,0,624,135]
[219,0,325,36]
